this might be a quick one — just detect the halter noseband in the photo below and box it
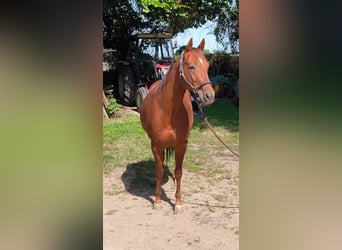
[179,51,211,95]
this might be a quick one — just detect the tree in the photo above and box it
[103,0,144,51]
[214,0,239,54]
[103,0,239,53]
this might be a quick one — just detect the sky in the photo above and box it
[173,21,230,53]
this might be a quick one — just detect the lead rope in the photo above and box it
[197,103,240,158]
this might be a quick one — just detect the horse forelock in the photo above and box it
[195,49,209,64]
[184,48,208,66]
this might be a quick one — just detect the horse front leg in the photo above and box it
[174,142,187,213]
[151,143,164,209]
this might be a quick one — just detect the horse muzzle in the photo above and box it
[197,85,215,106]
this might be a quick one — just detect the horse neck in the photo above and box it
[160,60,187,113]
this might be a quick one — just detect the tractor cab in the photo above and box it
[117,33,176,109]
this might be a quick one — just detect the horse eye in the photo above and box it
[188,64,195,70]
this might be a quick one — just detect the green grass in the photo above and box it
[186,99,239,173]
[193,98,239,132]
[213,194,226,202]
[103,114,153,173]
[206,200,216,213]
[103,98,239,176]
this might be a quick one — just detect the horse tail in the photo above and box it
[164,147,174,166]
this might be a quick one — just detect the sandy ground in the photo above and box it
[103,153,239,250]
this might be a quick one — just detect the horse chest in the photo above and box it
[171,122,190,140]
[155,124,187,146]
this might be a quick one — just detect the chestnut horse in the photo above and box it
[140,38,215,213]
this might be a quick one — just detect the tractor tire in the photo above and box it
[136,86,148,112]
[118,67,136,106]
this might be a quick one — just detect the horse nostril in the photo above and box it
[205,92,213,101]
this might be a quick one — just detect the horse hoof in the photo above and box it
[174,205,183,214]
[153,203,162,210]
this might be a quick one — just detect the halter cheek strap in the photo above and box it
[179,51,211,94]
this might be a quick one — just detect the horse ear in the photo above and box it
[198,38,205,51]
[185,38,193,52]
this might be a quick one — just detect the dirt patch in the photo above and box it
[103,151,239,249]
[119,106,139,116]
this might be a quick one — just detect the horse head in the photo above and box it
[179,38,215,106]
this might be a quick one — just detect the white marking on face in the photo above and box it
[199,58,203,64]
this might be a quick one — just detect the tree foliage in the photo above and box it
[103,0,239,53]
[214,0,239,53]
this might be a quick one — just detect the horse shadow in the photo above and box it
[121,160,175,209]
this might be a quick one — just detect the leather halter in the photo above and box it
[179,51,211,95]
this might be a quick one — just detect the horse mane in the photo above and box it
[159,58,178,91]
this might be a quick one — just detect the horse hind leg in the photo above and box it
[151,143,164,209]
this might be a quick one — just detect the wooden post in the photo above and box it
[103,91,109,107]
[103,91,109,119]
[103,105,109,119]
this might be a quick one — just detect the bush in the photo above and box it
[106,97,120,118]
[207,52,239,83]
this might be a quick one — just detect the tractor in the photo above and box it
[103,33,176,111]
